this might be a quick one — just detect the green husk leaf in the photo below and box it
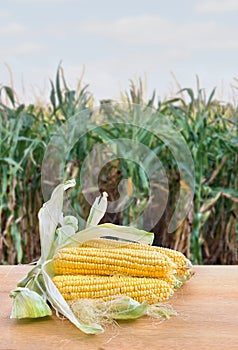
[10,287,52,319]
[69,296,147,325]
[63,215,78,231]
[86,192,108,227]
[55,223,154,252]
[41,260,103,334]
[17,264,41,288]
[109,297,148,320]
[56,225,75,246]
[69,297,175,328]
[38,179,76,262]
[70,296,148,327]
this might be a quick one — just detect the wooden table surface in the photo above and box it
[0,265,238,350]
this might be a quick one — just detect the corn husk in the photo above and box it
[38,179,76,263]
[62,215,78,231]
[86,191,108,227]
[10,287,52,319]
[41,260,103,334]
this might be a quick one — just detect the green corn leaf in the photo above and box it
[56,64,63,105]
[212,187,238,202]
[205,88,216,110]
[2,86,15,106]
[50,80,56,111]
[11,224,23,263]
[0,157,23,171]
[199,192,221,213]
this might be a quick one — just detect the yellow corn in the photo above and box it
[79,238,191,270]
[161,274,183,290]
[52,246,175,278]
[155,247,192,270]
[52,275,173,304]
[176,268,194,282]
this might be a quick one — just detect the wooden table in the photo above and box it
[0,265,238,350]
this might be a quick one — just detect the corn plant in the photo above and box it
[162,88,238,263]
[0,71,237,265]
[0,67,92,264]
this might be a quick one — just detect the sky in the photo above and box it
[1,0,238,103]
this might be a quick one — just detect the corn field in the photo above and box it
[0,68,237,265]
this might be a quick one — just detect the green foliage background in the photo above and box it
[0,68,237,265]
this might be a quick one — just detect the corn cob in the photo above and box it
[79,238,191,270]
[161,274,183,290]
[155,247,192,270]
[176,268,194,282]
[52,247,175,278]
[52,275,173,304]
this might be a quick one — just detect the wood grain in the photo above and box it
[0,265,238,350]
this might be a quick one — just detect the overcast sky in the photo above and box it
[1,0,238,103]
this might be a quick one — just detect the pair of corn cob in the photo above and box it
[52,238,193,305]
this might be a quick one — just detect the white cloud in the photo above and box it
[195,0,238,13]
[60,50,191,101]
[9,0,67,3]
[0,8,237,105]
[0,10,11,19]
[4,42,47,55]
[80,16,170,45]
[79,15,238,50]
[0,23,26,37]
